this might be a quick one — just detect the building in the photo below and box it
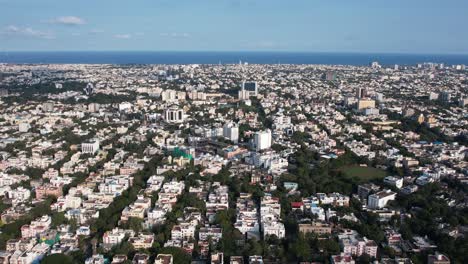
[439,92,451,102]
[81,139,100,154]
[331,253,355,264]
[356,88,367,99]
[383,176,404,189]
[368,190,396,209]
[338,230,378,258]
[248,256,263,264]
[103,228,134,247]
[154,254,173,264]
[35,185,63,200]
[459,98,468,107]
[223,123,239,143]
[230,256,244,264]
[88,103,100,112]
[427,253,450,264]
[324,71,337,81]
[298,222,332,235]
[164,106,184,123]
[84,83,94,95]
[363,108,379,115]
[357,99,376,110]
[370,61,381,69]
[18,122,31,133]
[253,129,272,151]
[85,254,105,264]
[211,252,224,264]
[429,92,439,100]
[238,81,258,100]
[357,183,380,200]
[0,88,9,97]
[376,93,384,102]
[242,81,258,96]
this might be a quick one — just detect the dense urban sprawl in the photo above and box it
[0,61,467,264]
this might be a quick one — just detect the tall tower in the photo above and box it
[356,87,367,99]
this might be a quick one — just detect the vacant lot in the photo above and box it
[339,165,387,182]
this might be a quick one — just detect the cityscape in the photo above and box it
[1,1,468,264]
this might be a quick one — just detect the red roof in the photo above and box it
[291,202,303,208]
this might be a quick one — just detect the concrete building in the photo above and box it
[356,87,367,99]
[298,222,332,235]
[383,176,404,189]
[154,254,173,264]
[223,123,239,143]
[253,129,272,151]
[427,253,450,264]
[81,139,100,154]
[164,106,184,123]
[368,190,396,209]
[357,99,376,110]
[238,81,258,100]
[18,122,31,133]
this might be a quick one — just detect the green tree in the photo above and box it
[41,254,74,264]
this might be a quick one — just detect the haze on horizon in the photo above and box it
[0,0,467,54]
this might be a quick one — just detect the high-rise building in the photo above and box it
[84,83,94,95]
[253,129,272,151]
[223,123,239,143]
[356,88,367,99]
[375,93,384,102]
[439,92,451,102]
[323,71,337,81]
[88,103,100,113]
[459,98,468,107]
[238,81,258,100]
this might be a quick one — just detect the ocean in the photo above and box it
[0,51,467,66]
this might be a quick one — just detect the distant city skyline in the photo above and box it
[1,0,467,54]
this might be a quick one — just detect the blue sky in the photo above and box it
[0,0,467,53]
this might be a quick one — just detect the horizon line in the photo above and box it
[1,50,468,56]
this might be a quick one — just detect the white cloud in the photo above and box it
[2,25,55,39]
[114,34,131,39]
[160,32,190,38]
[50,16,86,26]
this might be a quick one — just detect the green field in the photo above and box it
[339,165,387,182]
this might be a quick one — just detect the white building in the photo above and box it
[103,228,134,247]
[118,102,133,111]
[253,129,272,151]
[18,122,31,133]
[367,190,396,209]
[383,176,404,189]
[81,139,100,154]
[223,122,239,143]
[164,106,184,123]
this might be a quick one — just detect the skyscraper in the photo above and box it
[356,87,367,99]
